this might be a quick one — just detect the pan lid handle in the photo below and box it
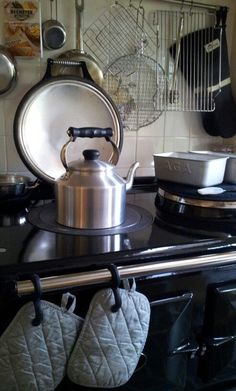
[43,58,94,82]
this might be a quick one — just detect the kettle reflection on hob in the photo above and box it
[20,229,132,263]
[0,209,27,227]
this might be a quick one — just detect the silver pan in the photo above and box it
[0,45,17,96]
[14,59,123,183]
[53,0,103,86]
[0,174,38,200]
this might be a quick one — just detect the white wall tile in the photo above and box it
[189,136,230,152]
[123,129,137,138]
[3,100,18,136]
[189,112,208,137]
[137,167,155,176]
[164,111,190,137]
[137,137,164,168]
[0,102,5,135]
[6,135,29,172]
[116,136,137,168]
[164,137,190,152]
[138,113,165,137]
[0,136,6,172]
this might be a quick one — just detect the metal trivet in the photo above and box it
[28,202,153,236]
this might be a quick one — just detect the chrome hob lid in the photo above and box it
[155,181,236,229]
[157,181,236,210]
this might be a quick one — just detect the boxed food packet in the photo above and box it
[3,1,41,57]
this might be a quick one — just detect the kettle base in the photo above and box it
[28,203,153,236]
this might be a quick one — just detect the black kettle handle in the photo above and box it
[68,126,113,139]
[60,127,120,170]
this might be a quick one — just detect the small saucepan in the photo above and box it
[42,0,66,50]
[0,174,38,200]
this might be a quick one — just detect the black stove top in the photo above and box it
[1,178,236,276]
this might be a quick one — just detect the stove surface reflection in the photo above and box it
[0,182,233,271]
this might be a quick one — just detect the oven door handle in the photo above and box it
[204,335,236,347]
[170,338,199,358]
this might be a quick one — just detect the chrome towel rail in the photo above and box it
[16,250,236,295]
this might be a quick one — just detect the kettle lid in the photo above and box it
[69,149,113,172]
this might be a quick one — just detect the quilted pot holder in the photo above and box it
[0,292,84,391]
[67,279,151,388]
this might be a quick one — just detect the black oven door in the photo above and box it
[123,291,196,391]
[199,280,236,384]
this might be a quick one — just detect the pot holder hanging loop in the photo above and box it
[31,274,43,326]
[107,263,122,312]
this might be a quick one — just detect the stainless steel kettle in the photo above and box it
[55,127,139,229]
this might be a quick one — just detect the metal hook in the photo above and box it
[189,0,193,14]
[137,4,145,30]
[76,0,84,12]
[31,274,43,326]
[107,264,122,312]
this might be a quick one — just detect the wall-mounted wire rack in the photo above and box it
[84,1,162,131]
[84,2,219,129]
[154,9,219,112]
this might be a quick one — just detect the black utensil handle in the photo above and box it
[68,127,113,139]
[60,127,118,170]
[43,58,94,82]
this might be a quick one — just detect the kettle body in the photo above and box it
[56,151,127,229]
[55,130,139,230]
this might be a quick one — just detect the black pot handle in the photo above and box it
[43,58,94,82]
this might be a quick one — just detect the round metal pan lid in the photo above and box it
[0,46,17,95]
[14,76,123,183]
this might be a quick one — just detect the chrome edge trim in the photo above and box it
[158,188,236,209]
[17,250,236,295]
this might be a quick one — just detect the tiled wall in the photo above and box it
[1,0,236,179]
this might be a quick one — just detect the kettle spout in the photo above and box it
[125,162,139,191]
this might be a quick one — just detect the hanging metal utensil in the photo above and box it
[83,1,157,70]
[53,0,103,86]
[156,9,217,111]
[42,0,66,50]
[169,12,184,104]
[0,45,17,96]
[103,2,162,130]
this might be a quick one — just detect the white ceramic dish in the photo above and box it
[153,152,228,187]
[191,150,236,184]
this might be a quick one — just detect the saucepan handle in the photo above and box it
[60,127,120,170]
